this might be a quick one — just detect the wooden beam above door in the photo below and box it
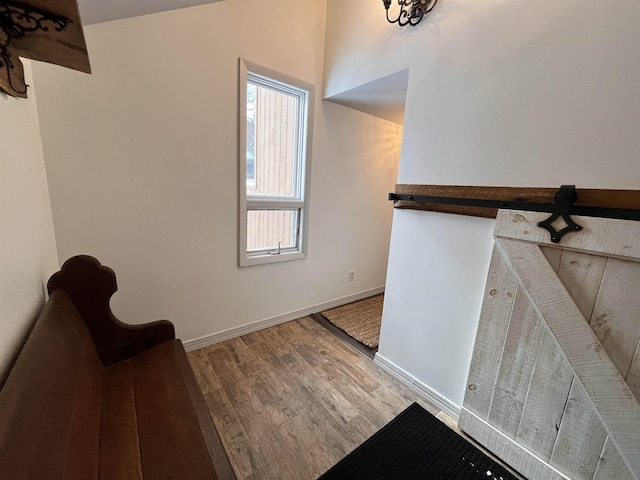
[391,185,640,219]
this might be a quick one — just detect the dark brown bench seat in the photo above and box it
[0,256,236,480]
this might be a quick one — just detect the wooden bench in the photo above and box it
[0,255,236,480]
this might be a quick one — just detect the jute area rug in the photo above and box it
[320,294,383,349]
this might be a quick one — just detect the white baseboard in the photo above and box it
[373,353,461,420]
[182,286,385,352]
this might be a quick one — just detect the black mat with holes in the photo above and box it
[318,403,520,480]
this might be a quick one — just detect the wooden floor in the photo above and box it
[187,316,456,479]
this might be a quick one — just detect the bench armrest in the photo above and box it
[48,255,175,366]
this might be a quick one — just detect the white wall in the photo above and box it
[0,62,58,385]
[325,0,640,407]
[32,1,402,343]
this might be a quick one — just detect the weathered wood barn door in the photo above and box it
[460,210,640,480]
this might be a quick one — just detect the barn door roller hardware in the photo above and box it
[389,185,640,243]
[536,185,582,243]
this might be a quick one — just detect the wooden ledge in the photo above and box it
[392,185,640,219]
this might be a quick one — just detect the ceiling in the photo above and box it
[75,0,407,126]
[77,0,224,25]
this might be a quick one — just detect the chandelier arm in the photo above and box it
[383,0,438,27]
[385,8,395,24]
[424,0,438,14]
[409,15,423,27]
[399,1,412,26]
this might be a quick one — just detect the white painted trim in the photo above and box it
[238,57,316,268]
[373,353,461,420]
[182,286,385,352]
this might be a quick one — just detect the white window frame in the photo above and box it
[238,58,315,267]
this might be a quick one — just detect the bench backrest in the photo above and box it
[0,291,103,480]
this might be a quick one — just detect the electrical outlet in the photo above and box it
[349,270,355,282]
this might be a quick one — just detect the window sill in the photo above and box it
[239,251,307,267]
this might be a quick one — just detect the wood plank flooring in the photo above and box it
[187,316,450,479]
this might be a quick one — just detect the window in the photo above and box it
[238,59,315,267]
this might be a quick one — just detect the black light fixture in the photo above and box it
[382,0,438,27]
[0,2,71,96]
[0,0,91,98]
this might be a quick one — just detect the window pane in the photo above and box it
[247,209,299,252]
[246,81,300,197]
[246,84,257,187]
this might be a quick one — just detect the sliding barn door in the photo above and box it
[460,210,640,480]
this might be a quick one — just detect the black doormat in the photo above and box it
[318,403,520,480]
